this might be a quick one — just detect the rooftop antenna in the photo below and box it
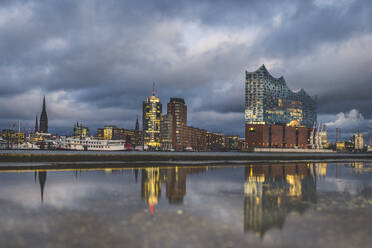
[152,82,156,96]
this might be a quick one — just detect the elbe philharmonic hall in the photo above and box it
[245,65,317,149]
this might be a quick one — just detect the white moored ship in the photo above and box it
[59,137,126,151]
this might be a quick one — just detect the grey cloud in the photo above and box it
[0,0,372,135]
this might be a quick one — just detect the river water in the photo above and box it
[0,162,372,247]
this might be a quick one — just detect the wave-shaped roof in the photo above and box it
[246,64,314,98]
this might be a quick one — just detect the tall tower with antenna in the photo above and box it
[143,82,162,149]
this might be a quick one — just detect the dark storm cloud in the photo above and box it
[1,0,372,135]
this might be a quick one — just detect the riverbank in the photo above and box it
[0,150,372,164]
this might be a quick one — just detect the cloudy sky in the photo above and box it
[1,0,372,139]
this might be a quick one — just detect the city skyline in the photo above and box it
[1,0,372,139]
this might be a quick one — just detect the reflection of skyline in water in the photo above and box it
[10,162,372,238]
[243,163,318,237]
[141,167,207,213]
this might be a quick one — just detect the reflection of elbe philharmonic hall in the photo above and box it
[244,164,317,237]
[245,65,317,148]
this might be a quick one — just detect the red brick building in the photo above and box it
[245,124,312,149]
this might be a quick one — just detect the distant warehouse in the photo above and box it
[245,65,317,149]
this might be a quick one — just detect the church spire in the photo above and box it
[34,115,38,133]
[39,96,48,133]
[135,115,139,131]
[42,96,46,111]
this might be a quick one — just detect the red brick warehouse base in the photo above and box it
[245,124,311,149]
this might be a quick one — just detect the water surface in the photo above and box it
[1,162,372,247]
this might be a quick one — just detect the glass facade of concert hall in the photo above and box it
[245,65,316,128]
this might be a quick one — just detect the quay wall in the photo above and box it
[0,151,371,163]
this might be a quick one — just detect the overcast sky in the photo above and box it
[1,0,372,139]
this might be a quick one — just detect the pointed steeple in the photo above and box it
[34,115,38,133]
[135,115,139,131]
[42,96,46,111]
[39,96,48,133]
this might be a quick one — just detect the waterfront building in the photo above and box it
[353,133,364,150]
[143,87,162,149]
[206,132,226,151]
[134,115,143,148]
[335,141,354,151]
[225,135,244,150]
[96,125,133,141]
[167,98,188,151]
[182,126,206,151]
[160,114,173,150]
[245,65,316,127]
[73,122,90,137]
[96,125,121,140]
[39,96,48,133]
[1,129,25,144]
[245,65,317,149]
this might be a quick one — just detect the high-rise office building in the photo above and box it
[245,65,317,148]
[39,96,48,133]
[160,114,173,150]
[143,86,162,149]
[167,98,188,151]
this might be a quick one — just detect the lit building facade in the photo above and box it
[354,133,364,150]
[73,122,90,137]
[160,114,173,150]
[96,125,121,140]
[245,65,316,127]
[143,90,162,149]
[206,132,226,151]
[1,129,25,143]
[245,65,317,149]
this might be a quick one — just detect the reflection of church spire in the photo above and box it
[134,169,138,183]
[38,171,47,203]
